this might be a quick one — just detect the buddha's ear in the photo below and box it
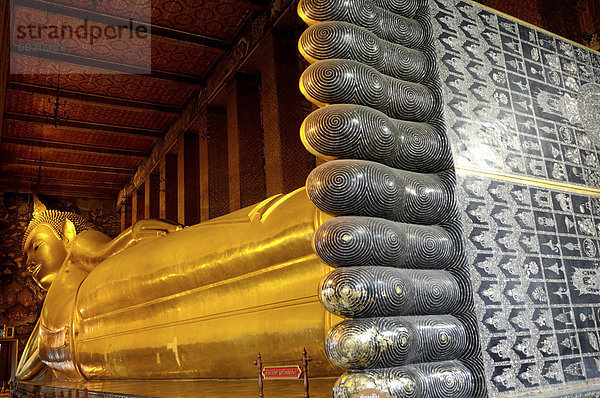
[62,218,77,245]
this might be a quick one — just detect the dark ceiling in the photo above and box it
[0,0,266,200]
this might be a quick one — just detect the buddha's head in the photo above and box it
[22,197,88,290]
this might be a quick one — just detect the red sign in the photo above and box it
[262,365,302,379]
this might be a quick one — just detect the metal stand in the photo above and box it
[253,353,264,398]
[302,348,312,398]
[253,349,312,398]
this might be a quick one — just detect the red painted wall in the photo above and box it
[481,0,543,28]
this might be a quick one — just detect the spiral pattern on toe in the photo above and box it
[307,160,454,224]
[452,312,482,361]
[447,270,476,313]
[412,270,460,314]
[370,0,428,19]
[301,60,439,122]
[301,105,451,172]
[332,361,474,398]
[300,22,433,83]
[326,315,467,369]
[320,267,460,317]
[459,357,487,398]
[403,223,455,266]
[313,217,454,268]
[298,0,428,48]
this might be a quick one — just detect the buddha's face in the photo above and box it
[24,224,68,290]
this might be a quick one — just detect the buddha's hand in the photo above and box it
[132,219,183,241]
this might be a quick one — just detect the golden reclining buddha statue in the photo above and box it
[17,0,480,396]
[18,191,338,380]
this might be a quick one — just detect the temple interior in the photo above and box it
[0,0,599,396]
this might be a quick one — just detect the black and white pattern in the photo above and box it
[299,0,431,48]
[326,315,468,368]
[314,217,456,268]
[458,174,600,396]
[306,161,456,224]
[301,59,441,122]
[300,21,434,83]
[433,0,600,188]
[432,0,600,396]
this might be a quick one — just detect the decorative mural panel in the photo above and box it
[457,173,600,395]
[433,0,600,188]
[432,0,600,395]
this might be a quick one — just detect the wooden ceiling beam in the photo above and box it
[0,173,123,189]
[0,182,116,199]
[2,158,135,175]
[3,136,147,158]
[8,81,182,116]
[4,112,163,137]
[16,0,232,52]
[11,46,206,86]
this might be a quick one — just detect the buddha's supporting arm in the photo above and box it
[15,320,45,381]
[69,219,183,272]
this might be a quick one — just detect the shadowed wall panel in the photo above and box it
[539,0,582,43]
[131,187,144,225]
[578,0,600,49]
[206,107,229,219]
[226,73,265,212]
[199,138,209,222]
[0,0,9,147]
[144,174,159,219]
[178,133,200,225]
[159,154,178,223]
[477,0,542,27]
[261,31,315,195]
[120,200,131,232]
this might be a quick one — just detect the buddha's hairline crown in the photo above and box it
[22,196,89,252]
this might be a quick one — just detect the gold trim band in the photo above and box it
[456,167,600,197]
